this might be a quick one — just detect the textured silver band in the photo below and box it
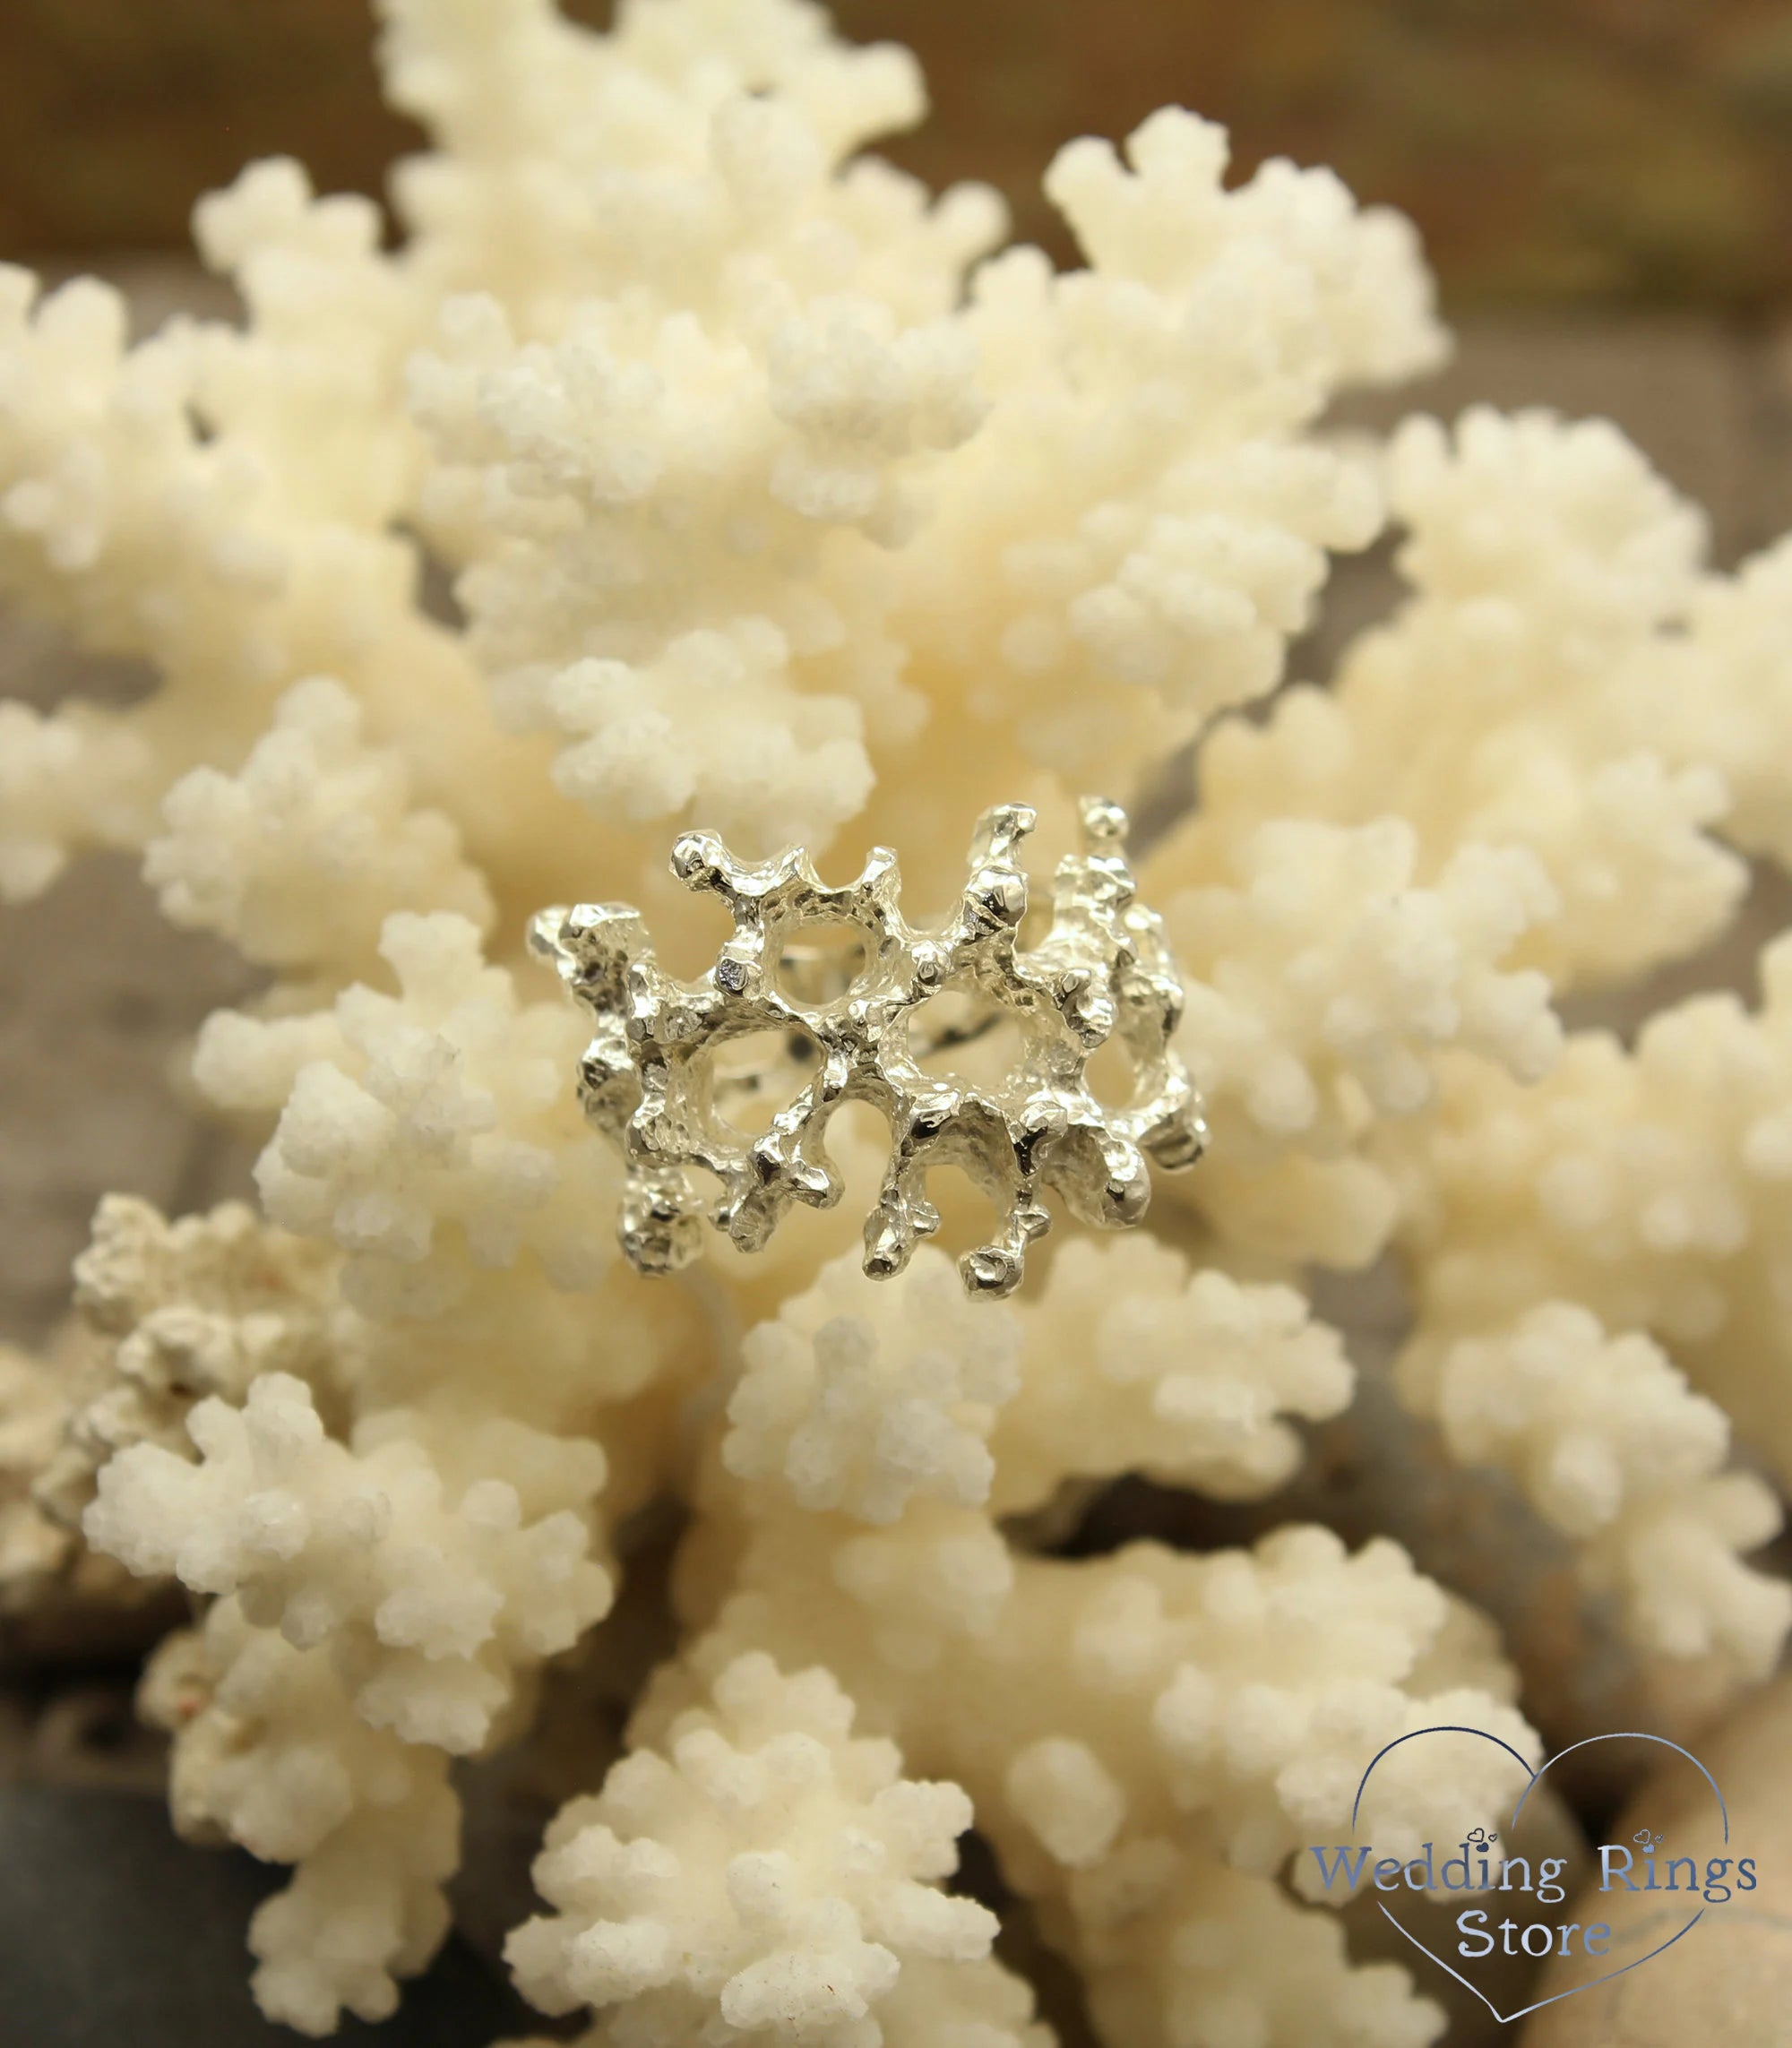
[534,796,1205,1298]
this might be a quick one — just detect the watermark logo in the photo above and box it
[1303,1726,1757,2026]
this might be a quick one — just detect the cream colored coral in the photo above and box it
[724,1247,1021,1523]
[145,676,494,983]
[653,1495,1525,2048]
[0,693,153,901]
[409,279,982,856]
[1162,409,1746,994]
[1082,1534,1533,1888]
[1170,823,1560,1124]
[403,69,1447,862]
[1,1315,177,1627]
[1399,1304,1789,1704]
[2,0,1790,2041]
[142,1605,461,2035]
[723,1236,1349,1535]
[674,1501,1530,1891]
[506,1649,1025,2046]
[0,176,619,920]
[881,108,1443,797]
[0,248,411,872]
[1150,814,1560,1266]
[686,1486,1017,1682]
[1398,940,1792,1477]
[1070,1846,1445,2048]
[380,0,993,337]
[1639,534,1792,867]
[195,912,616,1315]
[500,1952,1051,2048]
[1358,934,1792,1719]
[88,1373,612,1752]
[396,1,1004,862]
[33,1194,347,1532]
[993,1236,1354,1510]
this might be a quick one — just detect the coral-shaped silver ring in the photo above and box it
[531,797,1205,1296]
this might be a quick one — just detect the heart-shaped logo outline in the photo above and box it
[1347,1725,1730,2026]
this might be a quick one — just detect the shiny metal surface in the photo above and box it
[532,796,1204,1297]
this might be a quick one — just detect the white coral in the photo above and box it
[0,177,618,921]
[142,1605,461,2035]
[404,115,994,858]
[1400,1304,1790,1690]
[87,1373,612,1752]
[194,911,616,1314]
[1171,409,1746,993]
[1083,1531,1533,1887]
[677,1508,1529,1905]
[0,236,419,880]
[3,0,1791,2042]
[540,621,876,856]
[0,693,153,900]
[1169,820,1559,1136]
[1073,1848,1445,2048]
[1400,937,1792,1480]
[993,1236,1354,1510]
[33,1194,348,1530]
[725,1248,1021,1523]
[505,1650,1019,2046]
[145,676,493,981]
[885,108,1443,794]
[1640,534,1792,867]
[1150,814,1560,1266]
[380,0,988,336]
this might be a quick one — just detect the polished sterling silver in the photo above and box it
[531,796,1204,1298]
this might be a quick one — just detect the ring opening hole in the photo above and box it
[711,1026,822,1136]
[1085,1033,1138,1110]
[773,919,869,1003]
[907,983,1030,1094]
[649,886,737,981]
[922,1162,1009,1262]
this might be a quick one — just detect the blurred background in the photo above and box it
[7,0,1792,307]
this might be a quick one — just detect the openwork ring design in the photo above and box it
[531,796,1205,1297]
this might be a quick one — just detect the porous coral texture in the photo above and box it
[194,911,619,1316]
[34,1192,349,1531]
[1153,409,1749,994]
[1397,1304,1789,1720]
[993,1235,1356,1511]
[725,1246,1022,1523]
[144,675,495,986]
[86,1373,614,1753]
[2,1,1790,2044]
[505,1649,1039,2047]
[140,1602,463,2033]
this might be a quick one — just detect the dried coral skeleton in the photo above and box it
[1,1,1790,2044]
